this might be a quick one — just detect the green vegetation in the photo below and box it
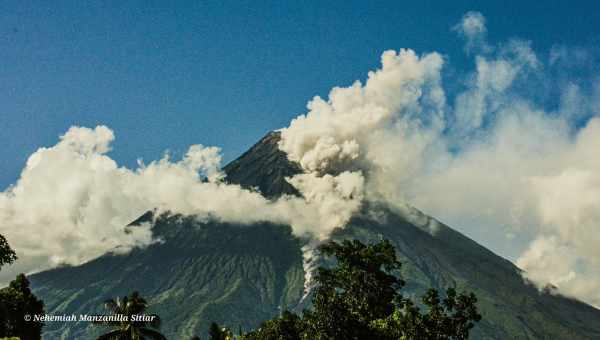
[95,291,166,340]
[0,235,44,340]
[0,274,45,339]
[0,235,16,269]
[207,321,234,340]
[210,239,480,340]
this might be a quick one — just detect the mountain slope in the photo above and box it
[30,131,600,339]
[32,216,306,339]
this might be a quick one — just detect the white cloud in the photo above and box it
[456,11,486,38]
[286,171,364,239]
[0,126,364,283]
[517,121,600,306]
[453,11,489,53]
[278,49,444,173]
[517,236,600,307]
[453,40,539,135]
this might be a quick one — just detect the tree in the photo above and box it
[95,291,166,340]
[0,234,17,271]
[371,288,481,339]
[302,239,404,339]
[208,322,234,340]
[241,239,481,340]
[0,274,44,340]
[0,236,41,339]
[241,311,304,340]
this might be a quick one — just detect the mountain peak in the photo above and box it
[223,131,302,198]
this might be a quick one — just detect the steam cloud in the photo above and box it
[0,126,363,283]
[279,12,600,306]
[1,11,599,308]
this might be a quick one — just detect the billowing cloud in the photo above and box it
[279,12,600,306]
[278,49,445,294]
[279,49,445,173]
[0,126,363,283]
[517,120,600,305]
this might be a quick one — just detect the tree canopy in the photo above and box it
[0,274,44,340]
[239,239,481,340]
[208,321,235,340]
[0,235,43,339]
[0,234,16,271]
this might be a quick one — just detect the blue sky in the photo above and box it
[2,1,600,189]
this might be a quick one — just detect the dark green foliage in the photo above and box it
[208,322,233,340]
[301,239,404,339]
[0,238,42,339]
[242,239,481,340]
[209,322,223,340]
[95,291,166,340]
[372,288,481,339]
[241,311,304,340]
[0,234,17,270]
[0,274,44,340]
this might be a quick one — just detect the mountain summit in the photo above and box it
[223,131,302,198]
[31,132,600,339]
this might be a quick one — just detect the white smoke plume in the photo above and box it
[279,49,445,173]
[278,12,600,306]
[0,126,363,283]
[300,240,321,302]
[277,48,444,294]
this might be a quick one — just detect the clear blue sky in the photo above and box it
[1,0,600,189]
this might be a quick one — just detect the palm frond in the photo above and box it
[104,298,119,313]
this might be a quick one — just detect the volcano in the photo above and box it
[30,131,600,339]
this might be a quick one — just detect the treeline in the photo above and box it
[198,239,481,340]
[0,234,480,340]
[0,235,44,340]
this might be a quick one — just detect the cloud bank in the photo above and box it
[0,126,363,283]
